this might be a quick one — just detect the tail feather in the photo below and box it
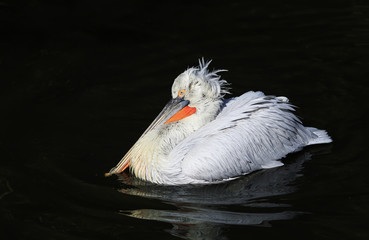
[306,127,332,145]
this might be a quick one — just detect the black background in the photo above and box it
[1,1,369,239]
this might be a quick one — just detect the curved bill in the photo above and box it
[105,97,195,176]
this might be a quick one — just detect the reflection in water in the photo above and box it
[123,208,297,239]
[117,150,325,239]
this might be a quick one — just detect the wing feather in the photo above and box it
[169,91,314,182]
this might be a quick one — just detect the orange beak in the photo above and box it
[164,106,196,124]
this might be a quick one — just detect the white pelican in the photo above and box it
[106,60,332,185]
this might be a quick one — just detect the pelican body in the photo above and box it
[106,60,332,185]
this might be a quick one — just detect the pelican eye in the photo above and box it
[178,89,186,97]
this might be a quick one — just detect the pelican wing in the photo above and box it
[170,91,314,182]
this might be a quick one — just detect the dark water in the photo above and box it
[1,0,369,239]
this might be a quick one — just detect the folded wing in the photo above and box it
[170,91,319,182]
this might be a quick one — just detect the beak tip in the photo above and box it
[105,166,118,177]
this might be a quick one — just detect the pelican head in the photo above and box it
[106,59,229,182]
[171,61,229,109]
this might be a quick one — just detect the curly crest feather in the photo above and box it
[178,59,230,99]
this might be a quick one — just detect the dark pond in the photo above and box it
[1,0,369,239]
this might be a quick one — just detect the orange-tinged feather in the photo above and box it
[120,161,130,172]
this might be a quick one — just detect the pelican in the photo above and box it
[106,60,332,185]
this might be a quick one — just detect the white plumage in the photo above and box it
[106,59,332,185]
